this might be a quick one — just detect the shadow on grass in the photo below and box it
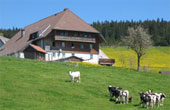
[109,99,121,104]
[133,104,146,109]
[65,80,72,82]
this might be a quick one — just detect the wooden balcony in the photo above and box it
[55,35,96,43]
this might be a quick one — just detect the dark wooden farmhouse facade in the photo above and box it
[0,9,105,64]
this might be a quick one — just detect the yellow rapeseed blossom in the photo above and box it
[101,47,170,72]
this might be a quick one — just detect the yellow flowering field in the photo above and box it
[101,47,170,72]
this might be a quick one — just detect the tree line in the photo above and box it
[92,18,170,46]
[0,18,170,46]
[0,27,20,38]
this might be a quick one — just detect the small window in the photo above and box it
[89,44,93,49]
[54,30,56,35]
[62,53,65,57]
[60,32,64,36]
[62,42,65,48]
[90,54,93,59]
[29,32,38,40]
[64,32,68,36]
[72,53,75,56]
[84,34,88,38]
[53,52,56,57]
[71,43,75,49]
[88,34,92,38]
[52,42,55,47]
[80,44,84,49]
[80,33,83,37]
[74,32,78,37]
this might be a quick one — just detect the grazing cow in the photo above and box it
[160,93,166,106]
[155,93,166,106]
[139,92,151,108]
[69,71,80,82]
[149,94,157,107]
[139,90,166,108]
[108,85,122,103]
[120,90,129,104]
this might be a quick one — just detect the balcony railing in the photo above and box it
[55,35,96,43]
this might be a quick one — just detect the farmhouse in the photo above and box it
[0,36,9,48]
[0,9,105,64]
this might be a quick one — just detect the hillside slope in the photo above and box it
[101,47,170,72]
[0,57,170,110]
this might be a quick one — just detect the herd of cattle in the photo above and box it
[68,71,167,108]
[108,85,166,108]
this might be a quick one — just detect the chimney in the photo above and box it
[63,8,69,11]
[21,29,25,37]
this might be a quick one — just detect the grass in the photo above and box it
[101,46,170,72]
[0,56,170,110]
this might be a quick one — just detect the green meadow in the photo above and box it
[101,47,170,72]
[0,56,170,110]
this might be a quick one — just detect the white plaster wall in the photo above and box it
[45,52,99,64]
[19,52,25,58]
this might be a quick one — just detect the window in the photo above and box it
[80,33,83,37]
[71,43,75,49]
[74,32,78,37]
[60,32,64,36]
[60,32,68,36]
[54,30,56,35]
[52,42,55,47]
[84,34,88,38]
[90,54,93,59]
[62,42,65,48]
[72,53,75,56]
[62,53,65,57]
[89,44,93,49]
[80,44,84,49]
[29,32,38,40]
[53,52,56,57]
[88,34,92,38]
[64,32,68,36]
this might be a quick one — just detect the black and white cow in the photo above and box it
[108,85,122,103]
[139,92,151,108]
[139,90,166,108]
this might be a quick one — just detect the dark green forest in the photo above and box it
[92,18,170,46]
[0,27,20,39]
[0,18,170,46]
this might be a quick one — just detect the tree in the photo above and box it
[122,26,152,71]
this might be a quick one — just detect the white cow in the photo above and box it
[120,90,129,104]
[69,71,80,83]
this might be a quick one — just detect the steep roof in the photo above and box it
[0,9,102,56]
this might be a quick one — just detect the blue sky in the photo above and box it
[0,0,170,29]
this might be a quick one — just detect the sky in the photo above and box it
[0,0,170,29]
